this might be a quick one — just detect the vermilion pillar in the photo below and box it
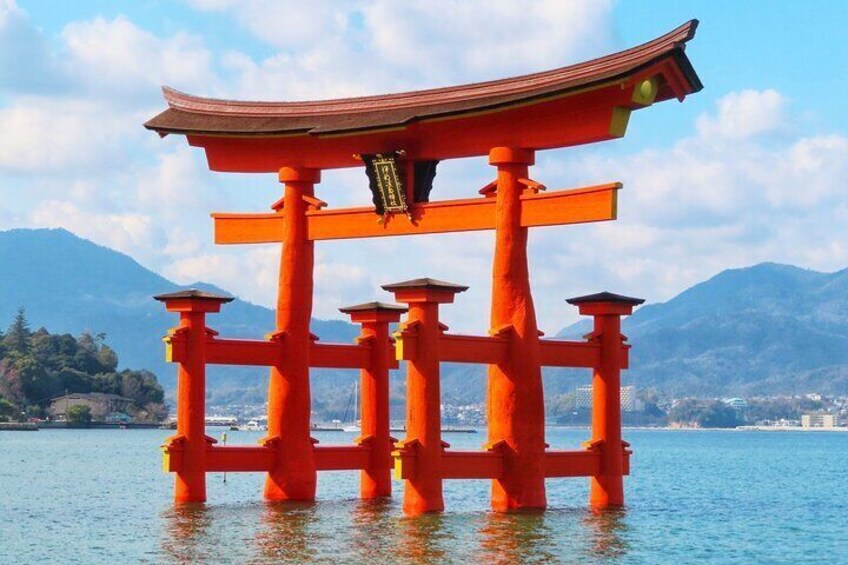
[567,292,643,508]
[487,147,547,511]
[155,289,233,503]
[339,301,407,499]
[383,278,468,514]
[265,166,321,501]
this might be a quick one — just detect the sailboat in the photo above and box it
[342,381,361,433]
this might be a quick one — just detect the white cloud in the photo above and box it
[363,0,614,80]
[197,0,614,100]
[0,0,64,92]
[2,3,846,338]
[696,89,786,140]
[62,16,217,100]
[29,200,157,258]
[0,98,134,174]
[133,144,222,222]
[525,89,848,327]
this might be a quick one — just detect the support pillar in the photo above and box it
[339,301,407,499]
[567,292,643,508]
[487,147,546,511]
[383,278,468,514]
[265,166,321,501]
[155,290,233,503]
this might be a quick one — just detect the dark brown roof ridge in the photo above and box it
[153,289,235,303]
[381,278,470,292]
[566,291,645,306]
[338,301,408,313]
[157,20,699,119]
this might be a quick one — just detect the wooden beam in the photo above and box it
[212,212,283,245]
[206,446,274,472]
[439,334,508,364]
[544,450,602,478]
[167,336,373,369]
[212,182,620,244]
[205,338,281,366]
[538,340,630,369]
[310,342,371,369]
[539,340,600,368]
[441,451,503,479]
[313,445,371,471]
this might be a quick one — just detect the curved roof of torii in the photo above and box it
[144,20,702,171]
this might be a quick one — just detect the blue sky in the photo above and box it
[1,1,846,332]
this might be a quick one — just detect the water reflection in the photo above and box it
[395,512,451,564]
[583,507,629,560]
[479,511,558,564]
[158,498,629,563]
[349,498,396,560]
[253,501,318,563]
[160,503,213,563]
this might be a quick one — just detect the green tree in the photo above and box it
[67,404,92,425]
[0,397,17,422]
[96,344,118,372]
[669,398,743,428]
[3,308,31,356]
[0,314,167,422]
[120,370,165,406]
[0,359,25,406]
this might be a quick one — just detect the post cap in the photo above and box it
[154,289,235,303]
[566,291,644,306]
[381,278,469,293]
[338,301,408,314]
[154,289,234,313]
[488,147,535,166]
[278,166,321,184]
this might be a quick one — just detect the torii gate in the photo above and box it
[147,21,701,514]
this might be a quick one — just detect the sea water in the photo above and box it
[1,428,845,564]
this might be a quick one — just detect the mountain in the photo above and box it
[0,228,359,403]
[3,228,846,403]
[557,262,848,396]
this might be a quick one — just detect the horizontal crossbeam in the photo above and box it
[212,182,620,244]
[164,444,376,473]
[442,451,504,479]
[165,445,627,478]
[539,340,600,368]
[539,340,630,368]
[394,332,629,369]
[391,448,620,480]
[207,446,273,472]
[314,445,372,471]
[166,336,383,370]
[543,449,630,477]
[438,334,508,364]
[544,450,602,477]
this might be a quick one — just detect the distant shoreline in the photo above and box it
[5,423,847,433]
[551,424,848,432]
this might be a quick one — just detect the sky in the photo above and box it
[0,0,846,334]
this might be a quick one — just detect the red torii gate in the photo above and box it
[147,21,701,514]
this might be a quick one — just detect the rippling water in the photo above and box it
[1,428,845,564]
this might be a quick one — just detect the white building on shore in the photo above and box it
[575,385,643,412]
[801,413,838,428]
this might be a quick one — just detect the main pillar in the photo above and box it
[567,292,643,508]
[265,166,321,501]
[155,290,233,503]
[339,301,407,499]
[383,278,467,514]
[487,147,547,511]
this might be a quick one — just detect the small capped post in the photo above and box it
[154,289,233,503]
[381,278,468,514]
[566,291,643,509]
[339,301,407,499]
